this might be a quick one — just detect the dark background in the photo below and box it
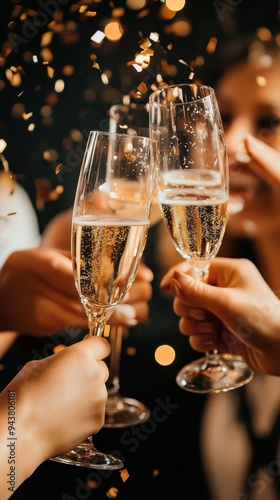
[1,0,280,231]
[1,2,280,499]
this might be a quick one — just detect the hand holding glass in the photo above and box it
[149,84,254,393]
[52,131,155,468]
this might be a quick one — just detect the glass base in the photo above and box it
[50,437,124,470]
[176,353,254,394]
[104,395,150,428]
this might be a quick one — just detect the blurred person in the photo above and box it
[158,36,280,500]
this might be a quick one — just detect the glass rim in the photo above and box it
[88,129,154,143]
[149,83,215,106]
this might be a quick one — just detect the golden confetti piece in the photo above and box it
[188,71,195,80]
[84,11,97,17]
[137,81,148,94]
[55,163,63,175]
[92,62,100,70]
[22,112,33,120]
[0,139,7,153]
[120,468,129,482]
[106,487,119,499]
[206,37,218,54]
[47,66,54,78]
[41,31,53,47]
[27,123,35,132]
[53,344,66,354]
[141,48,154,56]
[178,58,189,66]
[139,37,152,49]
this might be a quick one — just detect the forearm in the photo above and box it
[0,385,44,499]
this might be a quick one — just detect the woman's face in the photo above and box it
[215,58,280,234]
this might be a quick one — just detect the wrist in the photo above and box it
[0,376,48,497]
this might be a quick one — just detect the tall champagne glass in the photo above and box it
[104,103,160,427]
[52,130,155,467]
[149,83,254,394]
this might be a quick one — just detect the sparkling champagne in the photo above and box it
[159,187,228,262]
[72,215,149,309]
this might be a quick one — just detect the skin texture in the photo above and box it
[161,257,280,377]
[0,335,110,500]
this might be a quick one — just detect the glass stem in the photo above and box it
[107,325,122,396]
[192,262,220,362]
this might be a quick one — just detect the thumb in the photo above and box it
[170,271,224,313]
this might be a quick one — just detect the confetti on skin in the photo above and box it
[53,344,66,353]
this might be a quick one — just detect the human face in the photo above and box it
[215,59,280,233]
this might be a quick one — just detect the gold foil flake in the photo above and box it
[92,62,101,70]
[22,112,33,120]
[137,81,148,95]
[152,468,159,477]
[120,468,129,482]
[85,10,97,17]
[206,37,218,54]
[27,123,35,131]
[106,487,119,499]
[0,139,7,153]
[79,5,88,13]
[47,66,55,78]
[139,37,152,49]
[53,344,66,353]
[55,163,63,175]
[41,31,53,47]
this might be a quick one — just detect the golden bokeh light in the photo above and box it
[155,345,176,366]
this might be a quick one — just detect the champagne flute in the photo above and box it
[52,130,155,467]
[149,83,254,394]
[104,103,160,427]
